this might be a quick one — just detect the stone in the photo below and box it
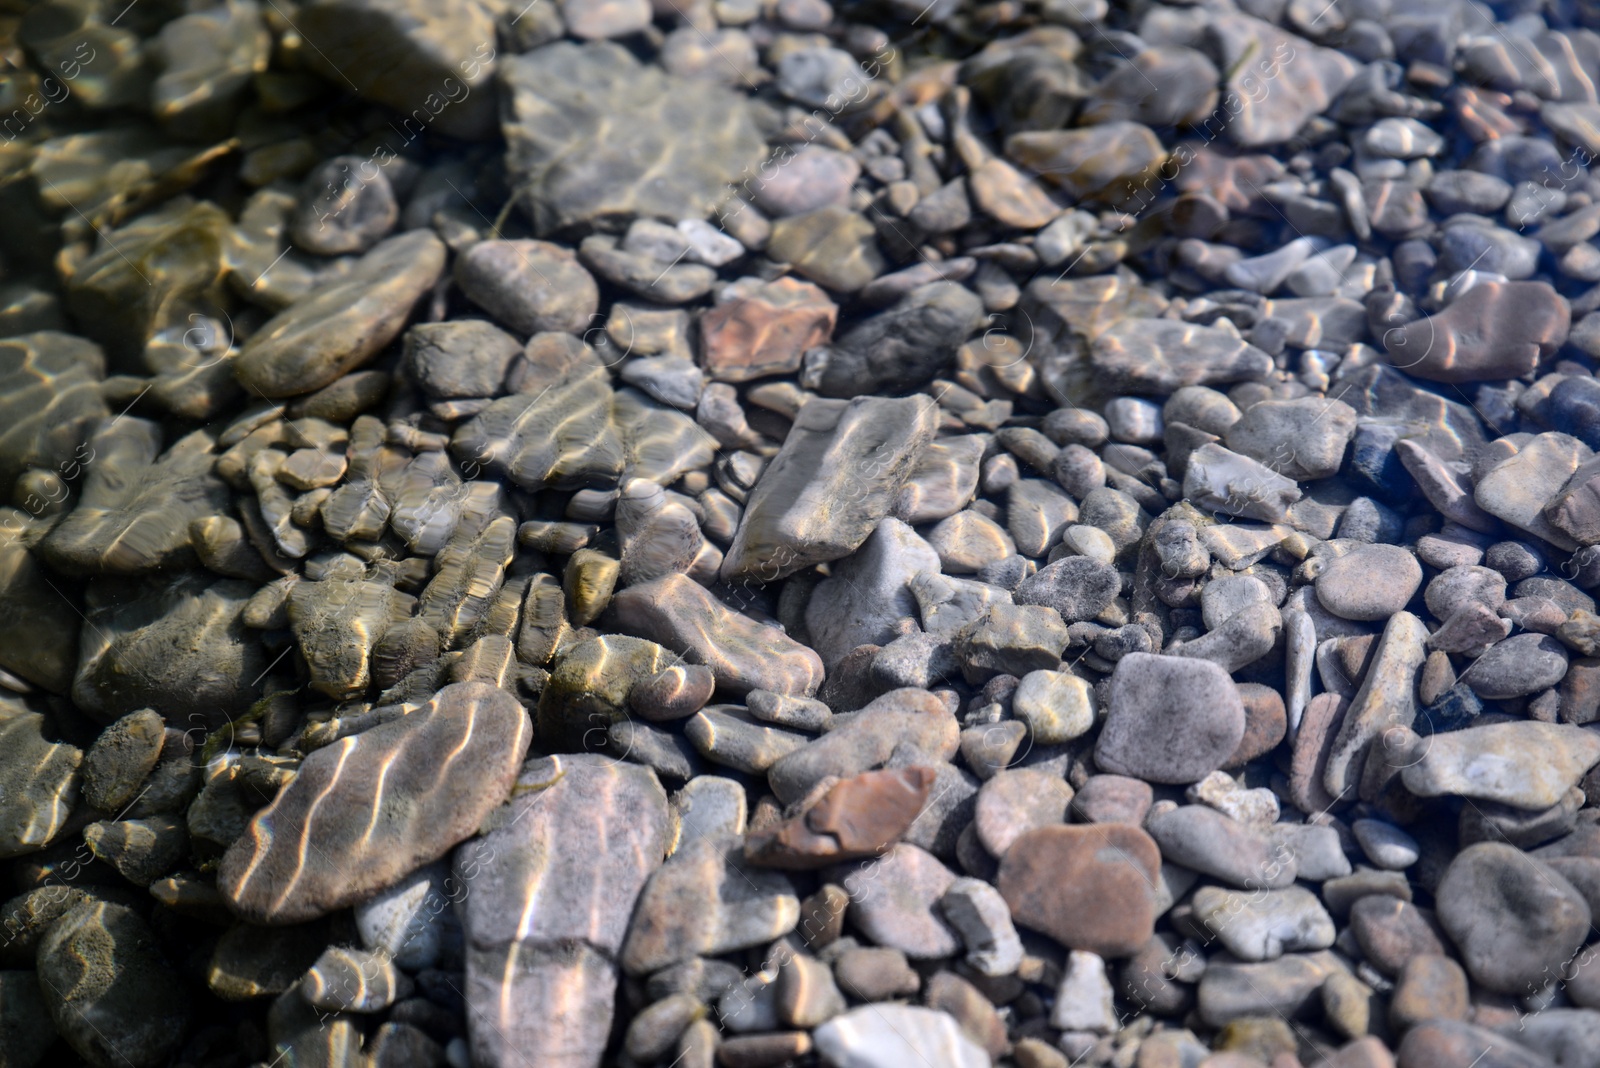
[236,230,446,397]
[1090,320,1274,395]
[1191,886,1336,961]
[1095,653,1246,784]
[354,862,453,972]
[1224,396,1357,481]
[813,1005,989,1068]
[1145,805,1297,890]
[1014,556,1120,623]
[767,207,885,293]
[0,970,57,1066]
[500,42,766,234]
[37,901,190,1068]
[1005,121,1165,204]
[752,146,860,217]
[767,690,957,804]
[84,815,186,887]
[454,240,599,337]
[38,421,229,576]
[997,823,1161,958]
[301,945,411,1013]
[1435,842,1590,993]
[955,603,1070,682]
[452,341,623,492]
[973,767,1074,858]
[1196,953,1343,1027]
[836,843,960,959]
[294,0,500,139]
[1390,954,1468,1030]
[1323,612,1429,801]
[1011,669,1096,745]
[622,833,797,975]
[700,277,836,383]
[1210,13,1356,147]
[0,703,81,858]
[940,876,1024,978]
[804,282,984,397]
[0,332,108,495]
[1183,443,1302,523]
[804,517,941,670]
[457,753,668,1068]
[745,767,934,869]
[1397,1020,1554,1068]
[1463,634,1569,699]
[720,395,937,584]
[1383,281,1570,384]
[1352,819,1420,869]
[1476,433,1591,551]
[612,574,824,696]
[221,682,531,924]
[1316,544,1423,621]
[1401,721,1600,810]
[79,708,163,814]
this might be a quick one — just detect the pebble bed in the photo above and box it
[9,1,1600,1067]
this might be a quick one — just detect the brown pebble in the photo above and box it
[717,1031,811,1068]
[997,823,1161,958]
[834,946,921,1001]
[1390,954,1469,1031]
[1289,693,1349,814]
[1225,683,1287,767]
[1418,650,1457,707]
[925,970,1007,1059]
[1070,774,1153,826]
[630,664,717,721]
[1348,895,1447,976]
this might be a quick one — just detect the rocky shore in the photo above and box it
[9,1,1600,1067]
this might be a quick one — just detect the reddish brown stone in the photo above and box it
[1348,895,1447,977]
[744,767,936,869]
[698,276,837,383]
[1560,657,1600,725]
[1289,693,1349,815]
[1225,683,1288,767]
[1169,143,1285,214]
[1390,954,1469,1031]
[996,823,1160,958]
[1383,281,1570,384]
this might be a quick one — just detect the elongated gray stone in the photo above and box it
[720,395,938,584]
[457,753,669,1068]
[1323,611,1429,801]
[220,682,531,924]
[611,573,825,695]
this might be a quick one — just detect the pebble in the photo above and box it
[220,682,531,923]
[813,1005,989,1068]
[1052,949,1117,1032]
[940,876,1024,978]
[83,709,164,814]
[1384,281,1570,384]
[1095,653,1246,784]
[996,823,1161,958]
[1401,721,1600,809]
[744,766,934,868]
[1011,669,1096,744]
[1145,805,1297,890]
[1192,886,1336,962]
[237,230,447,397]
[720,395,937,584]
[612,573,824,695]
[1435,842,1591,993]
[1352,819,1420,870]
[974,768,1075,856]
[38,901,192,1068]
[1315,544,1422,621]
[836,843,960,959]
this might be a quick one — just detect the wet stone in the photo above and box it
[1091,320,1274,396]
[612,574,824,696]
[0,703,81,859]
[622,833,798,975]
[766,207,886,293]
[455,753,668,1068]
[235,230,447,397]
[80,708,165,813]
[700,277,837,384]
[37,901,191,1068]
[1316,544,1423,621]
[720,394,937,584]
[974,767,1074,856]
[997,823,1162,958]
[1401,721,1600,809]
[836,843,960,959]
[1096,653,1245,784]
[1383,281,1570,384]
[1435,842,1591,993]
[501,42,765,233]
[221,682,531,924]
[745,767,934,869]
[302,945,411,1013]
